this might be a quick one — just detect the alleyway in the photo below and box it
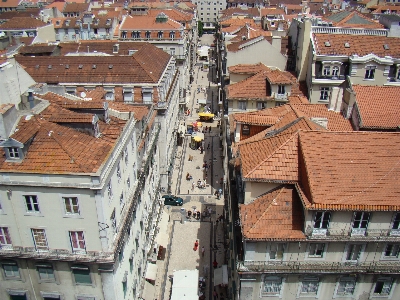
[144,34,227,300]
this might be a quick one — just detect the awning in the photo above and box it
[214,265,228,286]
[191,132,204,142]
[198,113,214,118]
[198,99,207,105]
[171,270,199,300]
[145,263,158,281]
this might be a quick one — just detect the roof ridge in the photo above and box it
[244,131,299,178]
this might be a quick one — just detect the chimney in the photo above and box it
[328,86,343,112]
[271,36,281,51]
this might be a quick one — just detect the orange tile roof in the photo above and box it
[48,113,94,123]
[219,7,260,20]
[0,115,119,174]
[313,33,400,57]
[266,69,295,84]
[58,40,147,56]
[323,10,383,29]
[120,13,183,31]
[108,102,149,120]
[298,131,400,211]
[45,1,65,11]
[240,185,306,241]
[226,70,272,101]
[62,2,89,13]
[260,8,285,15]
[15,43,171,84]
[228,62,270,74]
[239,131,300,181]
[0,17,47,30]
[351,85,400,130]
[0,104,14,114]
[0,0,20,8]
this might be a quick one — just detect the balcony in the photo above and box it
[0,246,113,263]
[237,260,400,274]
[307,228,399,241]
[315,74,346,80]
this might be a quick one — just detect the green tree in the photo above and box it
[197,21,204,37]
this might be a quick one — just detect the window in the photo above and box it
[70,231,86,253]
[169,31,175,39]
[121,31,127,39]
[336,277,356,296]
[262,276,282,296]
[117,163,121,181]
[108,181,113,199]
[37,263,55,281]
[8,147,19,159]
[373,277,393,296]
[145,31,151,39]
[312,211,330,236]
[105,88,114,101]
[123,90,133,102]
[345,244,364,262]
[300,277,319,296]
[63,197,79,215]
[365,66,376,79]
[238,101,247,110]
[111,209,116,232]
[277,85,285,95]
[269,243,285,260]
[25,195,40,213]
[31,228,48,251]
[0,227,12,249]
[351,212,370,236]
[320,87,329,101]
[158,31,163,39]
[2,260,20,279]
[170,47,176,55]
[309,243,325,258]
[383,244,399,259]
[120,193,125,209]
[257,102,265,110]
[323,65,330,76]
[71,264,92,285]
[242,125,250,136]
[332,66,339,77]
[391,213,400,235]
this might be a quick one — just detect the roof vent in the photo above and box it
[65,64,69,69]
[109,64,113,69]
[92,64,97,69]
[324,41,331,47]
[344,42,350,48]
[78,64,83,69]
[35,65,39,69]
[48,65,52,69]
[384,44,390,50]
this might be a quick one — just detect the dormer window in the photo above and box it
[145,31,151,39]
[158,31,163,39]
[121,31,127,39]
[277,85,285,95]
[8,147,20,159]
[169,31,175,39]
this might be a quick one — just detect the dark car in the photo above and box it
[162,195,183,206]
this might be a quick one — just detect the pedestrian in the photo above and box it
[201,246,205,257]
[213,290,218,300]
[192,181,195,191]
[194,240,199,251]
[213,259,218,269]
[209,127,211,133]
[200,146,204,154]
[205,126,208,132]
[208,207,212,215]
[207,142,210,150]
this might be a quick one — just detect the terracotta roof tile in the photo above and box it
[58,40,147,56]
[261,8,285,15]
[226,70,272,101]
[48,113,95,123]
[219,7,260,20]
[0,17,47,30]
[298,131,400,210]
[120,13,183,31]
[0,8,41,19]
[0,0,20,8]
[108,102,149,121]
[313,33,400,57]
[62,2,89,13]
[352,85,400,130]
[323,10,383,29]
[240,185,306,240]
[228,62,270,75]
[15,43,171,84]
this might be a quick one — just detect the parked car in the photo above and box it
[162,195,183,206]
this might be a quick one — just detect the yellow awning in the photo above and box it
[198,113,214,117]
[193,136,203,142]
[197,122,202,127]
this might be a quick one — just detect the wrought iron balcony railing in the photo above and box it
[237,260,400,274]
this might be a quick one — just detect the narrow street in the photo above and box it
[149,34,227,300]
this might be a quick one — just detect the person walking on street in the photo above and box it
[213,259,218,269]
[194,240,199,251]
[207,142,210,150]
[201,246,205,257]
[213,290,218,300]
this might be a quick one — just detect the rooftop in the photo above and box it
[240,185,306,241]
